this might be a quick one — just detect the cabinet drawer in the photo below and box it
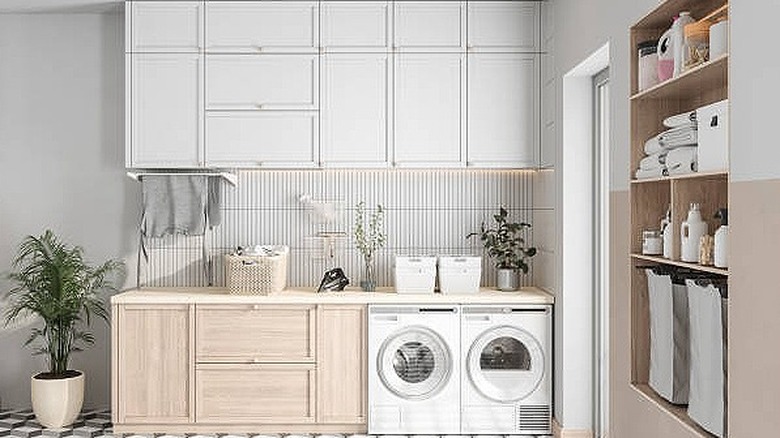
[206,2,319,53]
[206,55,318,110]
[394,1,465,52]
[321,1,391,52]
[205,112,318,168]
[196,363,315,423]
[196,305,316,362]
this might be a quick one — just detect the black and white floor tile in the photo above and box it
[0,410,550,438]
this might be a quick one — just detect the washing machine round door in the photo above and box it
[378,326,452,400]
[467,325,544,402]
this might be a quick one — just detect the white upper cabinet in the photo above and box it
[206,2,319,53]
[321,54,391,166]
[128,1,203,53]
[467,54,539,167]
[393,1,465,52]
[467,2,540,52]
[206,55,319,110]
[394,54,464,166]
[321,1,391,53]
[205,112,318,168]
[129,54,203,168]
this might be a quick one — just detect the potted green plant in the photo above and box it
[4,230,123,428]
[468,207,537,291]
[353,201,386,291]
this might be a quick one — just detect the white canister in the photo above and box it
[638,40,660,92]
[681,203,708,262]
[709,19,729,59]
[642,230,663,256]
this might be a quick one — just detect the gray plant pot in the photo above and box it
[497,268,519,291]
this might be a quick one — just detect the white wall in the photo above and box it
[0,12,137,409]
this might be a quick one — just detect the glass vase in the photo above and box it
[360,256,376,292]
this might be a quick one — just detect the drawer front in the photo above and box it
[196,305,316,362]
[196,363,315,423]
[206,2,319,53]
[129,1,203,53]
[205,112,318,168]
[206,55,319,110]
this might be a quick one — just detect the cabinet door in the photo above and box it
[128,1,203,53]
[321,1,391,52]
[206,2,319,53]
[394,54,464,166]
[206,55,319,110]
[317,305,367,424]
[467,54,539,167]
[196,363,316,423]
[129,54,203,168]
[393,1,465,52]
[205,112,318,168]
[321,54,391,166]
[467,2,540,52]
[114,305,193,424]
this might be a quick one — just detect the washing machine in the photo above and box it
[461,305,552,435]
[368,305,460,434]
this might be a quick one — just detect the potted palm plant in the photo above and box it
[4,230,123,428]
[468,207,537,291]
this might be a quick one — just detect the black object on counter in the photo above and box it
[317,268,350,292]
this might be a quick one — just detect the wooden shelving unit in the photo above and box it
[628,0,729,436]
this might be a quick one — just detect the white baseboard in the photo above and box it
[553,418,594,438]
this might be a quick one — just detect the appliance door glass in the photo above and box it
[467,325,544,402]
[378,326,452,400]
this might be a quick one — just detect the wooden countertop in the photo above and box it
[111,286,554,305]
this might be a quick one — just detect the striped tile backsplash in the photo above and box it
[141,169,550,289]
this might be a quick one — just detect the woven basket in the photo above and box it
[225,247,289,295]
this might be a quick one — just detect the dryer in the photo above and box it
[368,305,460,434]
[461,305,552,435]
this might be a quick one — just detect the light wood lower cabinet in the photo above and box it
[112,304,194,424]
[317,305,367,424]
[113,303,367,432]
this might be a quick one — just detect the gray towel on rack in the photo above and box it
[207,176,223,228]
[142,175,208,237]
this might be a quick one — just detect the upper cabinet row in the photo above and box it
[126,1,545,169]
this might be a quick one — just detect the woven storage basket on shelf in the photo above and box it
[224,246,289,295]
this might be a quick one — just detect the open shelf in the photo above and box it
[631,170,728,184]
[630,54,729,102]
[632,384,716,437]
[631,253,729,276]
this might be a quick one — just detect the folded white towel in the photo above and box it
[635,167,668,180]
[644,135,663,155]
[659,125,698,148]
[664,110,697,128]
[640,152,667,170]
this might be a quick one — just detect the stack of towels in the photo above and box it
[636,110,698,179]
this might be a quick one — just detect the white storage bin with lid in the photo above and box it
[394,256,437,294]
[438,256,482,294]
[696,99,729,172]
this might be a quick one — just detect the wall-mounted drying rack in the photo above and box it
[126,170,238,186]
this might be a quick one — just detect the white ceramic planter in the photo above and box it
[31,371,84,428]
[496,269,519,291]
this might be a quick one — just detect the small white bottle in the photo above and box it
[681,203,708,263]
[714,208,728,268]
[662,208,673,259]
[672,12,696,77]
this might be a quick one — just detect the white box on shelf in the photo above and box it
[394,256,437,294]
[696,99,729,172]
[438,256,482,294]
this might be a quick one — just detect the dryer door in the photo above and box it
[378,326,452,400]
[467,325,544,402]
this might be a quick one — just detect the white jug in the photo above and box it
[681,203,708,262]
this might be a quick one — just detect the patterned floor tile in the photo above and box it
[10,426,42,438]
[41,429,72,438]
[72,427,101,438]
[0,420,25,430]
[0,428,11,437]
[82,421,109,431]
